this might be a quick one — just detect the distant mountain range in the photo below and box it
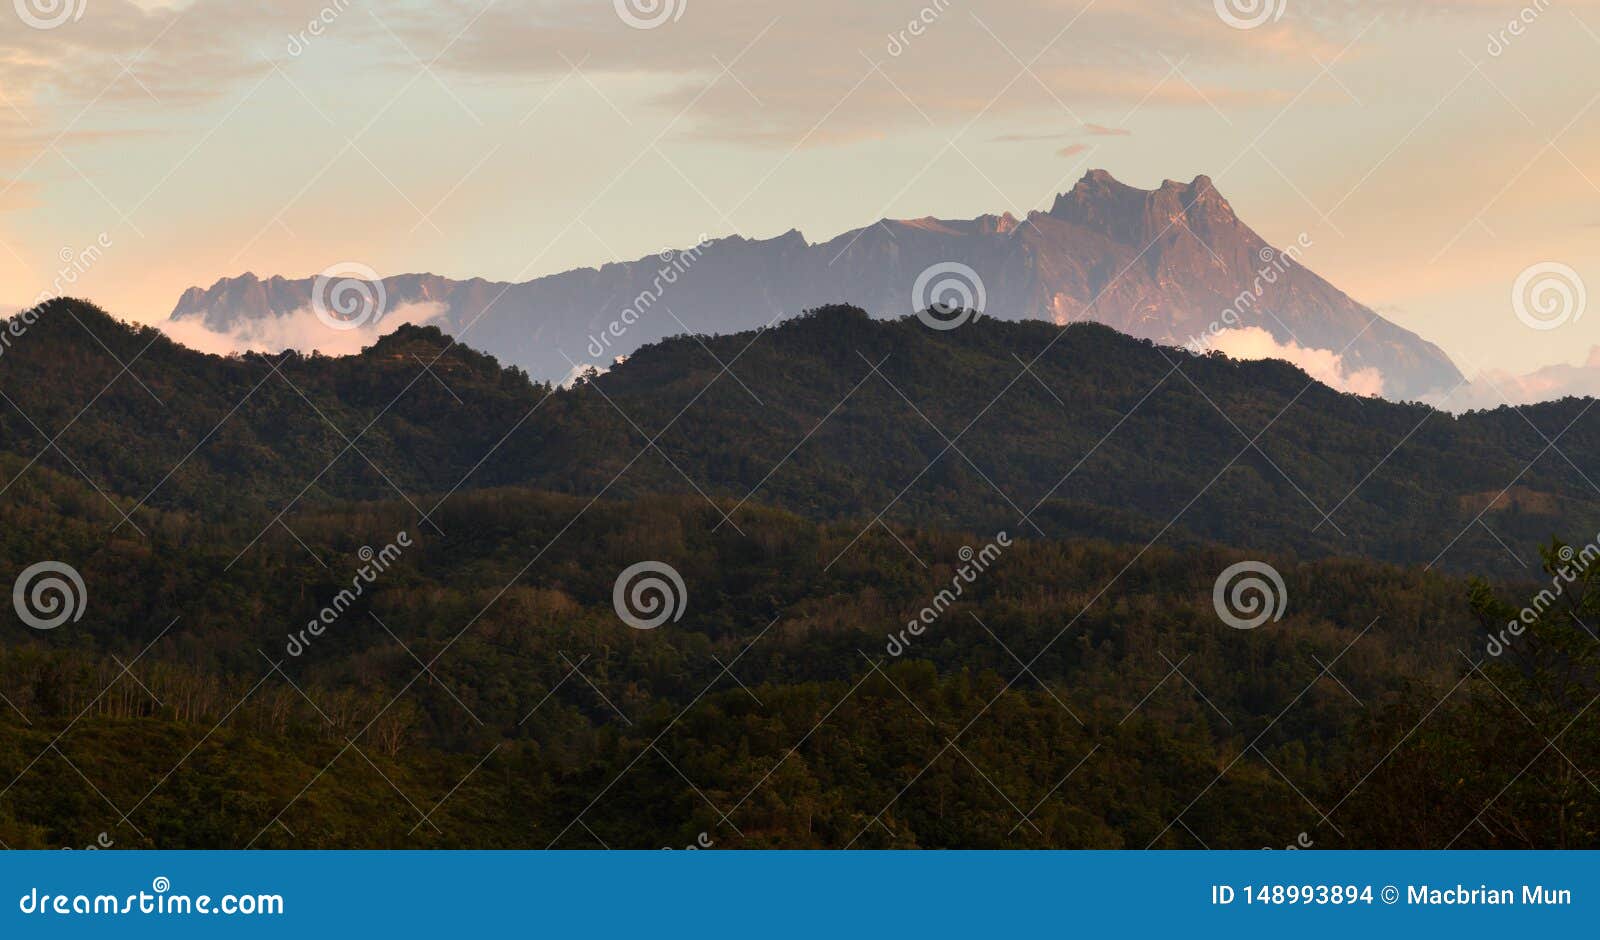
[168,170,1463,400]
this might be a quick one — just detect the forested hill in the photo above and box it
[2,299,1593,575]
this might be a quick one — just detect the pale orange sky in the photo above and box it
[3,0,1598,374]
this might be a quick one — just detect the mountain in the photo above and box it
[168,170,1462,399]
[11,299,1592,577]
[1,299,1591,850]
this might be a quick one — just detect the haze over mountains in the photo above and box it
[168,170,1463,401]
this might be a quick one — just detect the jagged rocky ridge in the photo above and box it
[171,170,1460,397]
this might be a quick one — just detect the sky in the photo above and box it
[2,0,1598,381]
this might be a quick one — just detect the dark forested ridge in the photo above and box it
[3,299,1596,575]
[0,298,1595,849]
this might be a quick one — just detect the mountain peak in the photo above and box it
[1049,169,1237,236]
[166,169,1462,399]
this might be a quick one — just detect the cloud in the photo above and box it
[1428,347,1600,412]
[158,301,450,358]
[1057,144,1089,157]
[1204,326,1385,397]
[990,131,1075,143]
[991,123,1131,143]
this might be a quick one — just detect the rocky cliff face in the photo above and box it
[169,170,1462,398]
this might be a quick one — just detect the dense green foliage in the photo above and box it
[0,299,1594,848]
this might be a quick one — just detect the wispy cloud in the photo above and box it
[159,300,450,357]
[1206,326,1385,397]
